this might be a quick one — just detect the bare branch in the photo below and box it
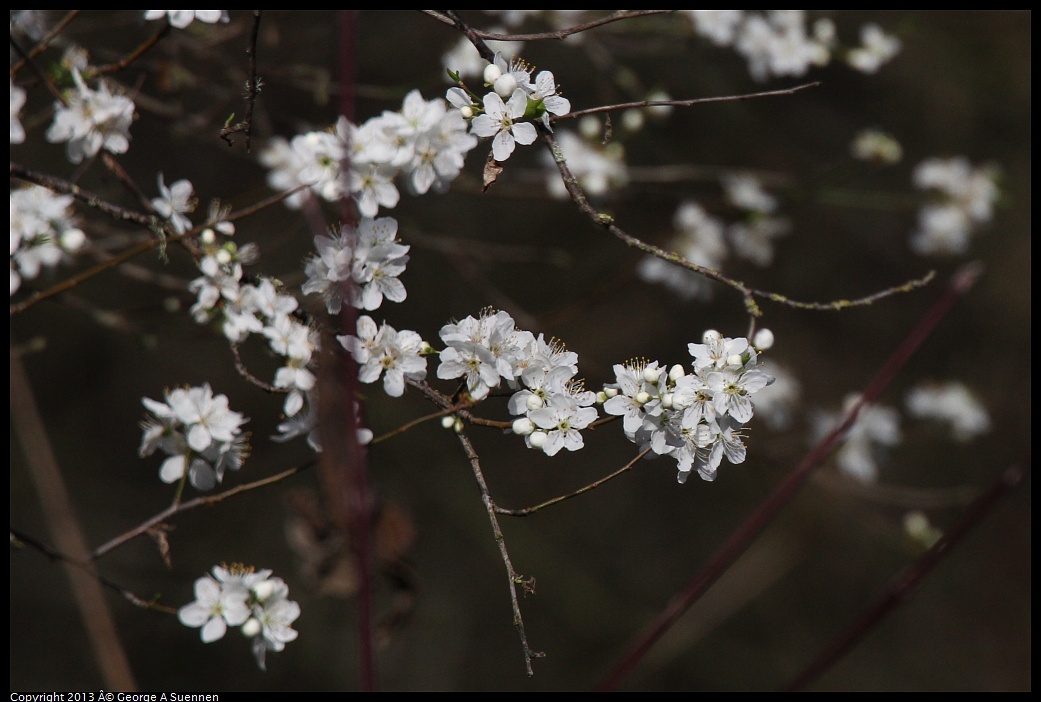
[495,447,652,516]
[11,528,179,613]
[219,11,263,151]
[560,82,821,122]
[92,463,310,560]
[424,10,674,42]
[82,23,171,80]
[10,10,80,79]
[539,129,936,319]
[229,342,285,393]
[455,430,544,676]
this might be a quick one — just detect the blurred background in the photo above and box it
[10,11,1030,691]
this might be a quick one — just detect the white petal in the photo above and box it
[159,455,187,483]
[200,616,228,643]
[491,132,516,161]
[512,122,538,146]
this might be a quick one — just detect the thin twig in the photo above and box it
[229,342,284,393]
[495,447,652,516]
[11,529,178,613]
[540,128,936,319]
[102,152,168,223]
[561,82,821,121]
[372,399,476,445]
[10,10,80,78]
[456,431,543,676]
[219,11,263,151]
[423,10,674,42]
[441,10,497,62]
[92,463,309,560]
[9,35,68,105]
[406,378,513,429]
[783,452,1030,691]
[749,270,936,312]
[595,262,984,691]
[83,24,171,80]
[12,162,156,227]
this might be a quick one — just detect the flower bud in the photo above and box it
[603,387,619,398]
[441,416,456,429]
[60,228,86,252]
[241,618,261,638]
[528,430,547,449]
[669,364,686,382]
[634,391,651,406]
[643,366,661,383]
[526,394,545,411]
[702,329,721,344]
[661,393,674,410]
[753,328,775,350]
[253,579,277,602]
[483,63,503,85]
[512,417,534,436]
[460,105,474,119]
[493,74,518,98]
[726,353,744,368]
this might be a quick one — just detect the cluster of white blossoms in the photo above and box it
[144,10,229,28]
[178,564,300,671]
[260,89,477,217]
[812,380,991,482]
[602,330,775,483]
[446,51,570,162]
[45,68,135,164]
[909,156,1000,256]
[339,309,779,476]
[433,308,598,456]
[684,11,900,81]
[10,185,87,296]
[338,316,430,399]
[189,222,317,420]
[302,216,410,314]
[638,174,789,300]
[139,383,250,491]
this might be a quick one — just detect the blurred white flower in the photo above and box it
[906,381,990,442]
[811,393,901,482]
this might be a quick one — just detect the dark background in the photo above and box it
[10,11,1030,691]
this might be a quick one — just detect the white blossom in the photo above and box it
[46,68,134,164]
